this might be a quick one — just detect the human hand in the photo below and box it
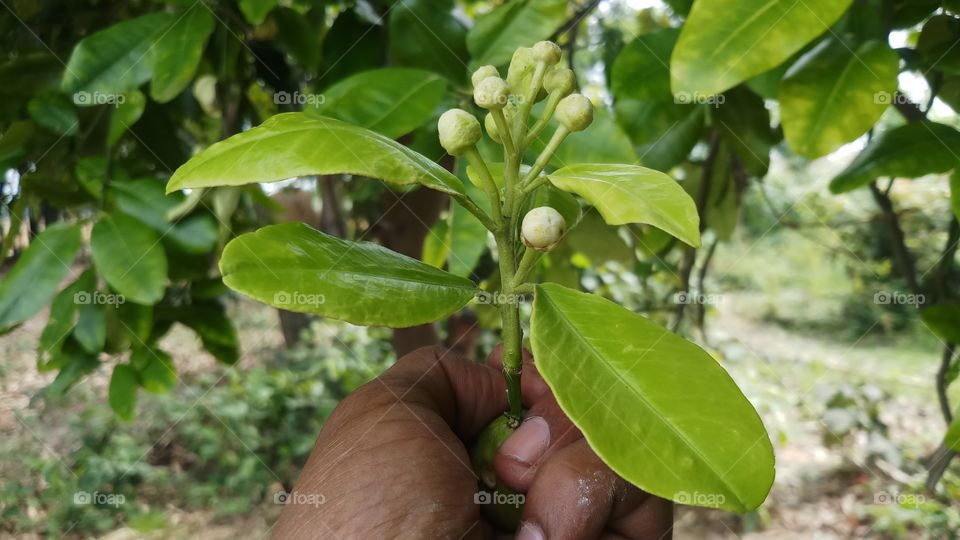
[273,345,673,539]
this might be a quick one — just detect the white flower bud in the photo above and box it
[471,65,500,89]
[555,94,593,132]
[438,108,481,156]
[521,206,565,252]
[474,76,510,110]
[484,112,501,143]
[506,47,536,89]
[544,66,575,96]
[532,41,562,65]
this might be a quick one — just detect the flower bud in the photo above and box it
[521,206,565,252]
[532,41,562,65]
[484,113,501,143]
[471,65,500,89]
[438,108,481,156]
[555,94,593,132]
[474,76,510,110]
[506,47,536,89]
[544,66,575,96]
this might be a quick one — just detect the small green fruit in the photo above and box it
[521,206,565,252]
[555,94,593,132]
[438,108,481,156]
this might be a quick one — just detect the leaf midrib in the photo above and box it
[538,290,747,506]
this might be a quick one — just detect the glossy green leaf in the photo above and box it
[112,179,218,254]
[134,347,178,394]
[422,219,451,269]
[109,363,138,421]
[107,90,146,147]
[91,214,168,305]
[565,210,633,266]
[150,6,214,102]
[547,163,701,248]
[0,223,82,330]
[467,0,568,67]
[38,272,91,369]
[239,0,277,25]
[780,39,899,159]
[62,12,177,95]
[714,86,775,177]
[449,198,489,278]
[314,69,447,139]
[829,122,960,193]
[389,0,469,83]
[27,93,78,136]
[615,99,704,171]
[220,222,478,327]
[612,28,679,102]
[167,113,464,195]
[74,295,107,354]
[531,283,775,512]
[920,304,960,344]
[671,0,854,96]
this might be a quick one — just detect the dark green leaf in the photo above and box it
[239,0,277,25]
[107,90,146,147]
[274,6,323,70]
[612,28,679,102]
[714,87,774,177]
[389,0,469,83]
[615,99,704,171]
[467,0,568,67]
[134,347,177,393]
[921,304,960,344]
[91,213,168,305]
[27,93,78,136]
[918,15,960,75]
[150,6,215,102]
[109,364,138,421]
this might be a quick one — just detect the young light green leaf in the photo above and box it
[920,304,960,344]
[313,69,447,139]
[62,12,177,95]
[531,283,775,512]
[546,163,701,247]
[219,222,478,327]
[829,122,960,193]
[167,113,464,195]
[671,0,854,96]
[150,6,215,103]
[109,363,138,421]
[780,39,899,159]
[467,0,568,67]
[91,214,168,305]
[107,90,146,147]
[0,222,83,331]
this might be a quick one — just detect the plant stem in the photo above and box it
[495,224,524,425]
[520,126,569,188]
[463,147,503,226]
[452,192,498,231]
[524,92,562,147]
[512,246,541,287]
[492,109,516,156]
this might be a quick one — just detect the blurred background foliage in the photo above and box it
[1,0,959,537]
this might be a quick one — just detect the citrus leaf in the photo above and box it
[150,6,215,102]
[531,283,775,512]
[219,222,478,327]
[467,0,568,67]
[167,113,464,195]
[920,304,960,344]
[91,214,168,305]
[546,163,701,247]
[109,364,138,421]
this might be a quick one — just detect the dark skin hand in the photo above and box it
[273,345,673,539]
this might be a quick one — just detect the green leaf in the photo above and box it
[219,222,477,327]
[520,183,583,232]
[615,99,704,172]
[167,113,464,195]
[671,0,854,96]
[780,39,899,159]
[274,6,323,70]
[535,107,637,167]
[564,209,633,266]
[389,0,469,83]
[531,283,774,512]
[74,295,107,354]
[134,346,178,393]
[46,342,99,398]
[918,15,960,75]
[91,213,168,305]
[150,6,215,102]
[829,122,960,193]
[38,272,92,369]
[0,223,82,330]
[109,363,138,421]
[611,28,679,102]
[111,179,218,254]
[546,163,701,248]
[951,172,960,221]
[62,12,177,95]
[239,0,277,25]
[176,301,239,364]
[467,0,568,67]
[449,198,489,278]
[422,219,451,269]
[944,413,960,451]
[920,304,960,344]
[314,69,447,139]
[714,86,775,177]
[27,93,78,136]
[107,90,146,147]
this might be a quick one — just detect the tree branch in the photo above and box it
[869,181,921,296]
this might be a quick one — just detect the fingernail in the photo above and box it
[500,416,549,465]
[517,521,545,540]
